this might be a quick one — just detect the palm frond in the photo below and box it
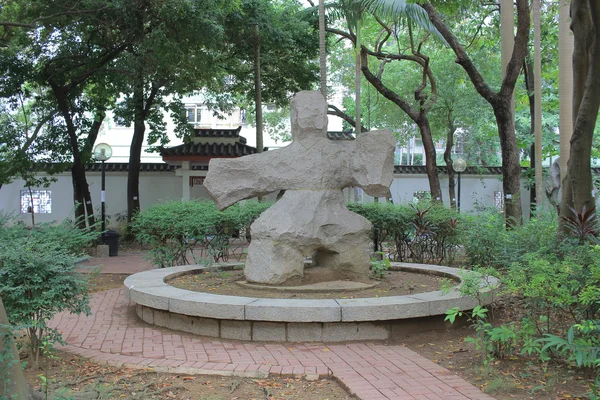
[357,0,446,43]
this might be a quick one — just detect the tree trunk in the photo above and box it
[418,119,443,202]
[443,109,457,210]
[523,53,537,210]
[128,76,145,223]
[560,0,600,227]
[52,87,95,228]
[533,0,543,210]
[0,297,36,400]
[71,169,86,229]
[254,24,263,154]
[319,0,327,98]
[355,16,362,136]
[493,98,523,225]
[558,0,574,177]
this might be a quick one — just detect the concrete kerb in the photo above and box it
[125,262,499,342]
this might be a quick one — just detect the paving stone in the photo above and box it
[169,292,256,320]
[220,320,252,341]
[252,322,286,342]
[153,309,170,327]
[407,290,478,315]
[356,322,391,340]
[245,299,341,322]
[286,323,323,342]
[337,296,429,321]
[129,286,182,310]
[170,313,220,337]
[322,322,359,341]
[142,306,154,324]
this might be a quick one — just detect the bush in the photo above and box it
[348,201,462,264]
[0,216,95,366]
[131,200,271,268]
[462,210,557,270]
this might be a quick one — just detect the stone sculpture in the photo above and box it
[204,91,396,284]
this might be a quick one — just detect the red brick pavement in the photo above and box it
[49,287,495,400]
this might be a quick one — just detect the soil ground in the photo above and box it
[167,268,449,299]
[400,319,597,400]
[23,351,352,400]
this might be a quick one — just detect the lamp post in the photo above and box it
[453,157,467,212]
[93,143,112,242]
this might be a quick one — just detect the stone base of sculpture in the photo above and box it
[244,190,372,284]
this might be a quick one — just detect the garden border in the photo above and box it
[124,263,498,342]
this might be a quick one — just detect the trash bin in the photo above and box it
[103,230,120,257]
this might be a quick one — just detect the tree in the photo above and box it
[110,0,229,221]
[559,0,600,228]
[326,2,444,200]
[418,0,530,225]
[0,0,131,227]
[218,0,319,143]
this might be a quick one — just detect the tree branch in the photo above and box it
[499,0,530,98]
[421,2,497,103]
[360,48,419,121]
[326,27,355,44]
[327,105,367,132]
[0,7,109,29]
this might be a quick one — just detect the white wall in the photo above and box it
[1,170,532,226]
[1,171,184,226]
[384,172,531,218]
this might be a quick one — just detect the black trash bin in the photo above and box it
[103,230,120,257]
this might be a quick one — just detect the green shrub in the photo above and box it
[0,216,95,366]
[348,201,461,264]
[131,200,271,268]
[462,210,557,270]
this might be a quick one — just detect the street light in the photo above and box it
[93,143,112,242]
[452,157,467,212]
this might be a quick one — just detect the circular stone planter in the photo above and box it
[124,262,498,342]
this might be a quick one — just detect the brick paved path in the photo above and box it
[50,288,494,400]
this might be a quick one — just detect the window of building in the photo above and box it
[494,191,504,209]
[413,191,431,202]
[186,106,202,124]
[20,189,52,214]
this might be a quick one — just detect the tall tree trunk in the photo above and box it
[558,0,574,177]
[524,53,536,210]
[494,97,523,225]
[419,119,443,201]
[319,0,327,98]
[560,0,600,228]
[355,16,362,136]
[52,86,95,228]
[533,0,543,210]
[128,75,145,222]
[254,24,263,153]
[443,108,457,210]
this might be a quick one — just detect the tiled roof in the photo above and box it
[159,142,257,157]
[327,131,355,140]
[194,126,246,143]
[33,163,210,172]
[393,165,529,174]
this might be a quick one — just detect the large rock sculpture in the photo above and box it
[204,91,396,284]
